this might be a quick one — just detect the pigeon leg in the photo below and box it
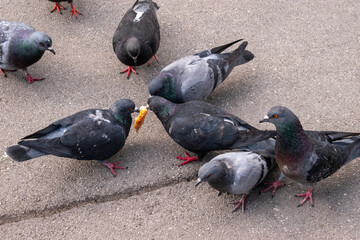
[261,179,284,196]
[0,69,7,77]
[51,3,65,14]
[176,152,199,166]
[120,66,137,79]
[70,4,82,18]
[295,187,314,207]
[148,54,158,66]
[24,73,44,84]
[231,194,247,212]
[102,160,128,176]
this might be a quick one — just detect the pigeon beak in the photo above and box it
[195,178,202,187]
[47,47,55,55]
[259,115,269,123]
[133,107,140,113]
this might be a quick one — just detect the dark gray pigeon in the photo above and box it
[260,106,360,207]
[148,39,254,103]
[48,0,82,18]
[195,138,276,212]
[113,0,160,78]
[6,99,138,176]
[148,96,276,165]
[0,20,55,83]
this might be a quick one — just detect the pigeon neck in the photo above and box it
[113,114,132,134]
[276,120,311,159]
[161,72,179,102]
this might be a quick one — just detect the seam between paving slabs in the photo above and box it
[0,173,197,226]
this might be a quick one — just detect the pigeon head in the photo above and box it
[147,96,176,121]
[195,160,226,187]
[260,106,302,130]
[110,99,138,123]
[125,37,141,64]
[148,73,178,102]
[31,32,55,54]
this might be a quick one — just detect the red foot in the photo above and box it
[148,54,158,66]
[176,152,199,166]
[295,187,314,207]
[51,3,65,14]
[24,73,44,84]
[70,4,82,18]
[102,161,127,176]
[261,179,284,196]
[120,66,137,78]
[231,194,247,212]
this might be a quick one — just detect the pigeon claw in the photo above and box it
[176,152,199,166]
[120,66,137,79]
[70,4,82,19]
[231,194,247,213]
[24,73,44,84]
[148,54,159,66]
[51,3,65,14]
[102,160,128,176]
[261,179,284,196]
[295,187,314,207]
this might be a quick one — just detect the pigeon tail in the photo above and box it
[6,145,45,162]
[225,41,254,69]
[230,130,276,150]
[346,138,360,165]
[210,39,243,54]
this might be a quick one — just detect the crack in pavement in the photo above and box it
[0,172,197,226]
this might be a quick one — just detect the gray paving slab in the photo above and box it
[0,0,359,239]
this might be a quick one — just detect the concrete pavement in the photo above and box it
[0,0,359,239]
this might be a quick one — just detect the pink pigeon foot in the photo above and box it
[120,66,137,78]
[295,187,314,207]
[24,73,44,83]
[261,179,284,197]
[148,54,158,66]
[51,3,65,14]
[102,161,128,176]
[176,152,199,166]
[231,194,247,212]
[70,4,82,18]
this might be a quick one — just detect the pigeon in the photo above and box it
[0,20,55,83]
[148,96,276,165]
[260,106,360,207]
[113,0,160,78]
[195,138,276,212]
[48,0,82,18]
[6,99,139,175]
[148,39,254,103]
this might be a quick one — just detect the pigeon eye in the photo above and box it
[273,114,279,119]
[40,42,45,47]
[157,89,161,93]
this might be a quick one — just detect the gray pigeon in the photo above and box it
[195,138,276,212]
[48,0,82,18]
[148,39,254,103]
[6,99,139,176]
[113,0,160,78]
[148,96,276,165]
[260,106,360,207]
[0,20,55,83]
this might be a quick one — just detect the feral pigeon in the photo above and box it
[148,39,254,103]
[260,106,360,207]
[195,138,276,212]
[48,0,82,18]
[6,99,139,176]
[113,0,160,78]
[148,96,276,165]
[0,20,55,83]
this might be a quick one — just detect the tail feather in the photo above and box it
[225,41,254,68]
[6,145,45,162]
[346,138,360,165]
[210,39,243,54]
[230,130,276,150]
